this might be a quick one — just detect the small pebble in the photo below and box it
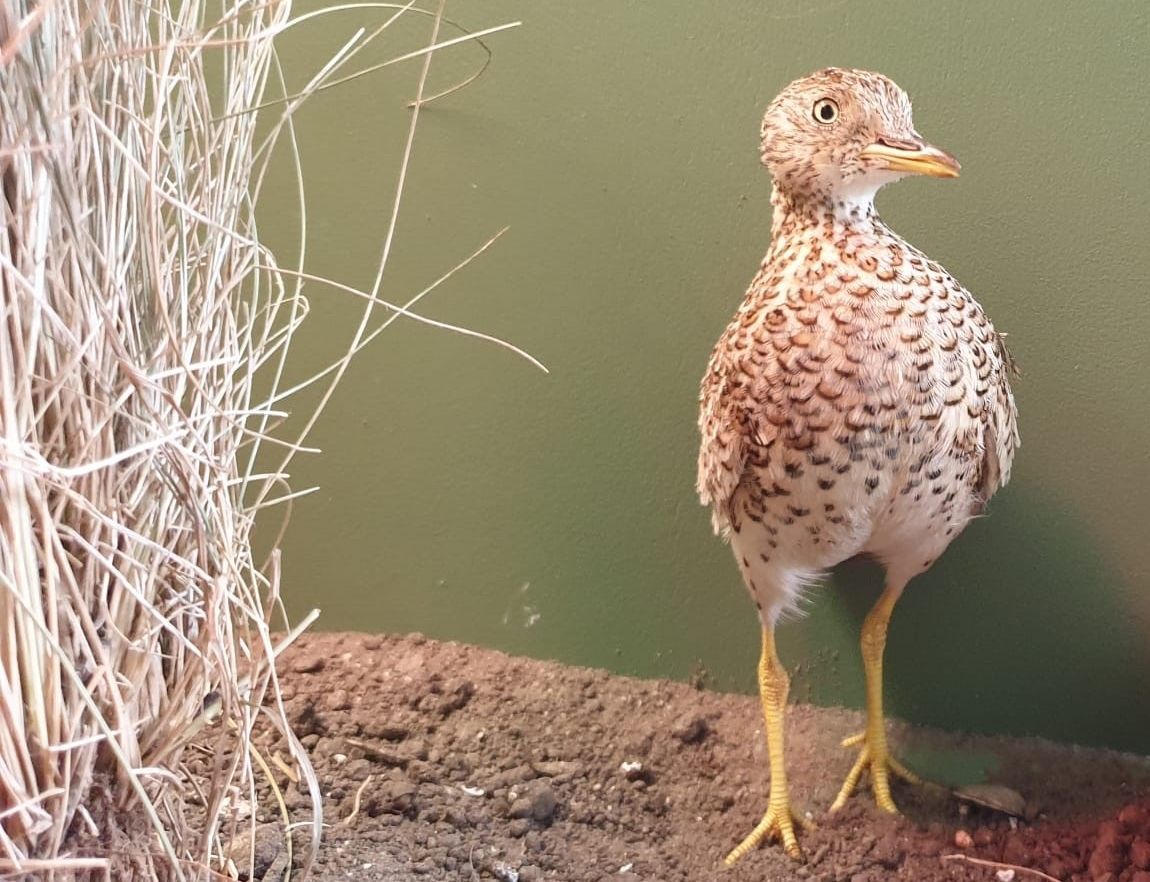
[1121,805,1150,833]
[670,713,708,744]
[532,760,582,782]
[1132,838,1150,870]
[223,824,281,878]
[620,761,644,781]
[508,781,558,823]
[291,654,325,674]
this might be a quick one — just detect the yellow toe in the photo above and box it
[829,730,921,813]
[725,802,813,864]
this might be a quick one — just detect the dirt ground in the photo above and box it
[232,632,1150,882]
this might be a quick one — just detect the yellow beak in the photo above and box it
[860,137,960,179]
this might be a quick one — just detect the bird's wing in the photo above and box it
[975,327,1021,505]
[696,334,782,535]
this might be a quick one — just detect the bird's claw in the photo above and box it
[830,731,921,813]
[724,801,814,864]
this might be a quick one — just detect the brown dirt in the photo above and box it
[227,632,1150,882]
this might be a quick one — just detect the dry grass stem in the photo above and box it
[941,853,1064,882]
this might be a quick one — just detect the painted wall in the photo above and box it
[260,0,1150,754]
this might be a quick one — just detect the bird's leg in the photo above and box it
[830,579,922,813]
[726,626,812,864]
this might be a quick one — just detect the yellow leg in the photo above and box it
[726,626,812,864]
[830,580,922,813]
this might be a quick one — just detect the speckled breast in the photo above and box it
[710,223,1011,566]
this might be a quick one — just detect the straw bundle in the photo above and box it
[0,0,528,879]
[0,1,313,877]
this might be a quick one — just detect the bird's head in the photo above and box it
[760,67,960,212]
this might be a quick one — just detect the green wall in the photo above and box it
[261,1,1150,754]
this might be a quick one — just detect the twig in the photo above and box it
[342,774,375,825]
[247,738,293,882]
[272,751,299,784]
[941,853,1063,882]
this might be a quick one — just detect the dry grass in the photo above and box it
[0,1,531,879]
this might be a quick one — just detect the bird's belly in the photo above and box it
[731,465,876,574]
[732,431,979,576]
[860,452,980,572]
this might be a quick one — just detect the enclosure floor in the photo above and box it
[247,632,1150,882]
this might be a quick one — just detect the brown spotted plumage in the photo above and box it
[697,68,1019,863]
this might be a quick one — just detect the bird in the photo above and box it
[696,67,1019,863]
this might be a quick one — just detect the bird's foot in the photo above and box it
[829,731,922,813]
[725,800,814,864]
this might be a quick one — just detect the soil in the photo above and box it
[228,632,1150,882]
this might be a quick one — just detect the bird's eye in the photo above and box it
[812,98,839,124]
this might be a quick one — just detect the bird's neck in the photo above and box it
[769,186,881,242]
